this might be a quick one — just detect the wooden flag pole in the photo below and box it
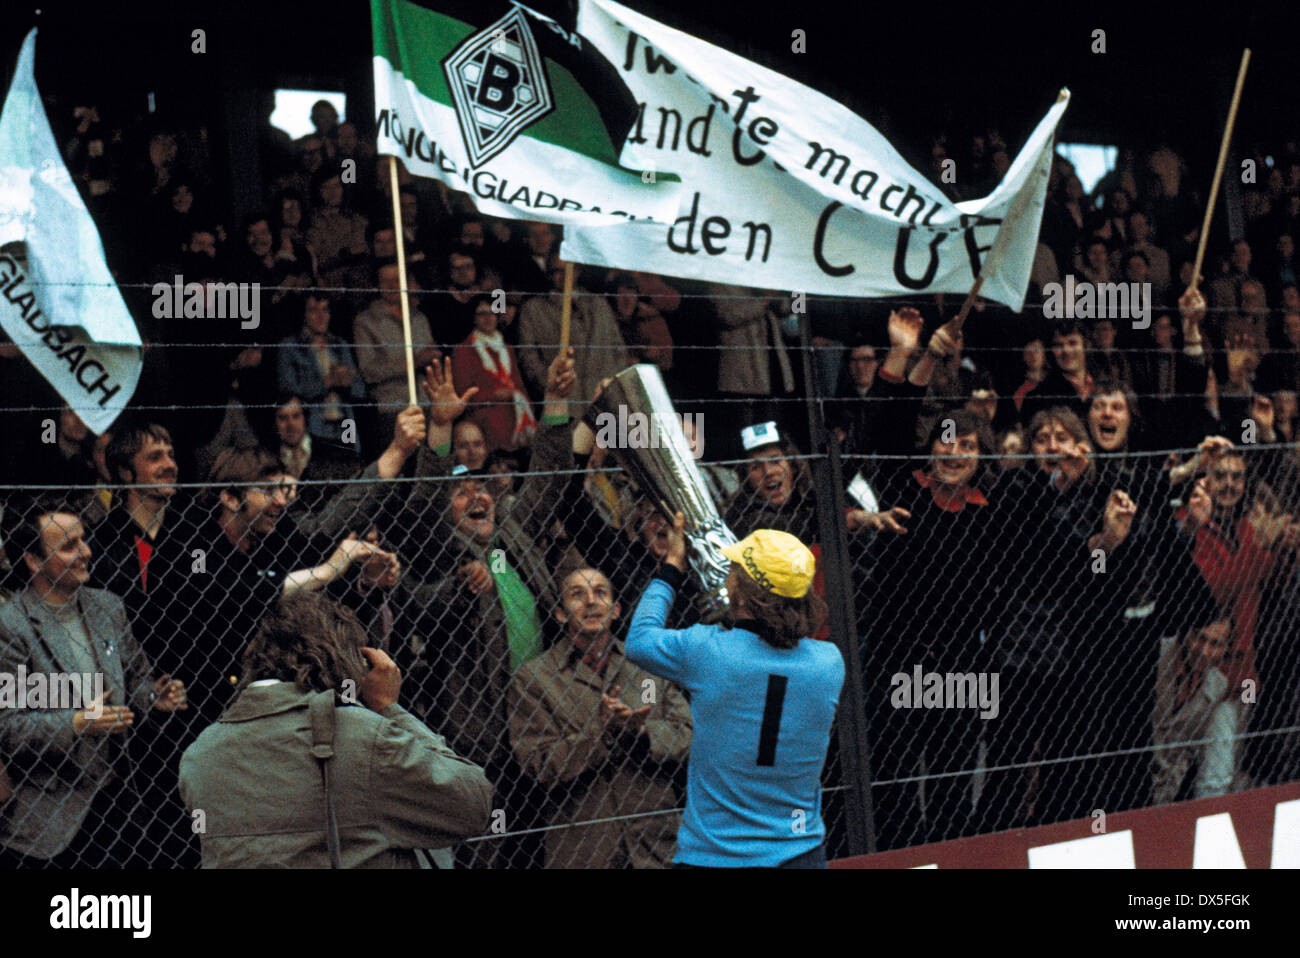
[388,155,418,405]
[559,260,575,352]
[950,275,985,333]
[1191,48,1252,293]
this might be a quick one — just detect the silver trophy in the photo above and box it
[586,364,738,619]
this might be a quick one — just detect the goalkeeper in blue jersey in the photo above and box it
[626,513,845,868]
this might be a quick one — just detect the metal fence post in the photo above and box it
[797,311,877,855]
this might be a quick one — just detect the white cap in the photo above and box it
[741,421,781,452]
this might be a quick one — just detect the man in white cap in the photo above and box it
[626,514,845,867]
[726,421,817,542]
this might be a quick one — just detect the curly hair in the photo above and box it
[727,567,827,650]
[236,593,371,696]
[1087,377,1143,448]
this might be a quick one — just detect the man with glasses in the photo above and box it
[436,247,484,347]
[835,313,936,460]
[141,445,388,867]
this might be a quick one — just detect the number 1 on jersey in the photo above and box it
[757,674,788,766]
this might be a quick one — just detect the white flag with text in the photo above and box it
[562,0,1068,309]
[0,30,141,434]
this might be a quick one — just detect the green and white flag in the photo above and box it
[371,0,681,224]
[563,0,1068,310]
[0,29,141,434]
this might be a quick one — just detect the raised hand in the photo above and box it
[847,506,910,535]
[599,685,625,725]
[360,549,401,590]
[1185,478,1212,530]
[328,535,388,574]
[1197,435,1234,463]
[665,511,688,571]
[601,685,651,735]
[927,319,963,359]
[887,307,924,351]
[874,506,911,534]
[359,646,402,712]
[1248,500,1290,550]
[1059,437,1092,486]
[421,357,479,425]
[1225,332,1258,385]
[73,689,133,736]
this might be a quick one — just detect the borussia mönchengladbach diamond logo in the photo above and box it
[442,6,555,169]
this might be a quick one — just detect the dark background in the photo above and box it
[4,0,1299,230]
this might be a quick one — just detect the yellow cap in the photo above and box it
[721,529,815,599]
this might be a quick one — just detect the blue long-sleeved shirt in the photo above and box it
[626,566,845,867]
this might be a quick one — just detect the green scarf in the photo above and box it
[489,548,543,672]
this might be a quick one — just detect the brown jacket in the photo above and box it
[508,639,691,868]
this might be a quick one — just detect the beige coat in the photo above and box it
[508,639,691,868]
[353,299,437,413]
[710,283,794,395]
[516,291,631,416]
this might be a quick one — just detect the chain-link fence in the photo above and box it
[4,261,1300,867]
[3,425,1299,866]
[851,439,1300,850]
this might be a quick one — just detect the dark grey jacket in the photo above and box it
[0,586,155,859]
[178,682,492,868]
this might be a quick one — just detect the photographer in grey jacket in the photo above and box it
[179,592,492,868]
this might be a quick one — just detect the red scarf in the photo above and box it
[912,470,989,512]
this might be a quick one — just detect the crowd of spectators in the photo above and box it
[2,97,1300,865]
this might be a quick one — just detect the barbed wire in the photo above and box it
[6,395,1294,420]
[6,336,1297,354]
[4,275,1292,312]
[878,726,1300,787]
